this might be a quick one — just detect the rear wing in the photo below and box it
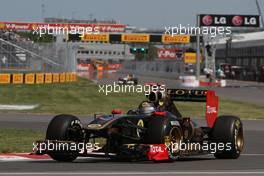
[167,89,207,102]
[148,89,218,128]
[169,89,218,128]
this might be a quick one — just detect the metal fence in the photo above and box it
[0,31,74,73]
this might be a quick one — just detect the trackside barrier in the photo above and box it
[53,73,60,83]
[45,73,53,84]
[12,74,23,84]
[60,73,66,83]
[0,74,11,84]
[36,73,44,84]
[66,73,71,82]
[0,73,77,84]
[25,73,35,84]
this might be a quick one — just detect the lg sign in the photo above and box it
[200,14,260,27]
[232,16,258,26]
[202,15,225,26]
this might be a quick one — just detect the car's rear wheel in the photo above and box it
[46,114,83,162]
[134,78,138,85]
[211,116,244,159]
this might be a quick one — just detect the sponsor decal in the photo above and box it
[235,120,241,129]
[25,73,35,84]
[36,74,44,84]
[184,52,197,64]
[205,90,218,128]
[71,120,82,128]
[137,119,144,127]
[167,89,207,97]
[206,106,217,114]
[147,144,169,161]
[157,49,177,59]
[199,14,260,27]
[136,119,144,137]
[87,124,102,128]
[0,74,11,84]
[81,34,109,42]
[161,35,190,43]
[170,121,179,126]
[232,16,243,26]
[0,21,126,32]
[12,74,23,84]
[121,34,150,42]
[202,15,213,26]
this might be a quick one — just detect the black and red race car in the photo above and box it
[118,74,138,85]
[35,89,244,162]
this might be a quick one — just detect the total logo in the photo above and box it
[150,145,165,153]
[206,106,217,114]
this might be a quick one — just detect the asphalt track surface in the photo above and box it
[0,73,264,175]
[0,114,264,176]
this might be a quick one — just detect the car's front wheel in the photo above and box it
[144,117,182,160]
[46,114,83,162]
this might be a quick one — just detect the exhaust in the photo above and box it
[148,91,166,102]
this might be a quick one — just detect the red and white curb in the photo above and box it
[0,153,50,162]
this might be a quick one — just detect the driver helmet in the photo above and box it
[138,101,156,115]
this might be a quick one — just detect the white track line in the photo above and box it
[0,104,39,110]
[242,153,264,156]
[0,171,264,175]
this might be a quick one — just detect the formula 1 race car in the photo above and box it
[118,74,138,85]
[35,89,244,162]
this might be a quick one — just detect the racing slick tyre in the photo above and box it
[211,116,244,159]
[144,117,182,160]
[133,78,138,85]
[145,117,170,144]
[46,114,83,162]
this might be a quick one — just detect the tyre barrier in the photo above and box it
[0,72,77,84]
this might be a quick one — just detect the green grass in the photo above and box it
[0,129,44,153]
[0,78,145,115]
[0,77,263,118]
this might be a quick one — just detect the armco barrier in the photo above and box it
[36,73,44,84]
[53,73,60,83]
[59,73,66,83]
[0,74,11,84]
[12,74,23,84]
[66,73,71,82]
[0,73,77,84]
[45,73,53,84]
[25,73,35,84]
